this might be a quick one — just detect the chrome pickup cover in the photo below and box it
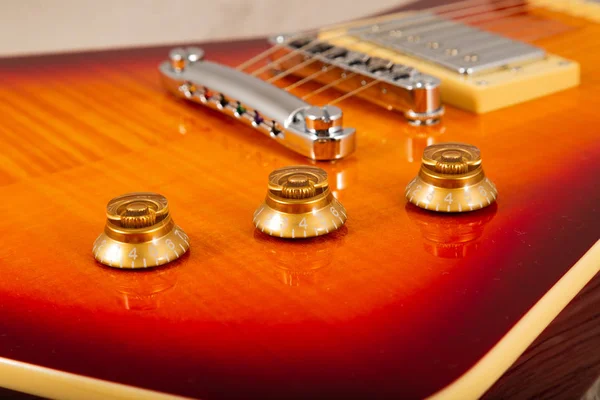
[349,12,546,75]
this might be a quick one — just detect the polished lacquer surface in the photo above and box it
[0,4,599,399]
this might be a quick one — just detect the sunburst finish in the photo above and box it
[0,1,599,399]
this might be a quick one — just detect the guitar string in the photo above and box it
[235,0,570,112]
[320,4,536,106]
[289,1,528,93]
[297,1,529,102]
[454,2,591,55]
[260,0,527,89]
[282,65,336,91]
[254,0,526,80]
[232,0,531,112]
[266,48,342,83]
[464,2,584,43]
[234,0,491,71]
[302,73,357,100]
[324,1,590,108]
[529,0,600,54]
[327,80,382,106]
[297,1,529,94]
[468,6,550,41]
[236,0,522,74]
[236,42,291,71]
[248,38,339,76]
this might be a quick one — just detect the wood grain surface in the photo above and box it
[484,274,600,399]
[0,2,599,399]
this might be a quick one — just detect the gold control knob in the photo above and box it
[93,192,190,269]
[253,166,347,238]
[405,143,498,212]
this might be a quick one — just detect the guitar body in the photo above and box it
[0,1,598,399]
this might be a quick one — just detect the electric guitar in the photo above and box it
[0,0,599,399]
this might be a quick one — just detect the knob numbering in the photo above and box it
[254,166,347,239]
[93,192,190,269]
[405,143,498,213]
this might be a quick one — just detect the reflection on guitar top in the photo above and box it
[253,227,347,286]
[407,203,497,258]
[103,263,180,311]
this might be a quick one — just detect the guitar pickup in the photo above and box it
[268,35,445,125]
[318,11,579,113]
[159,47,356,161]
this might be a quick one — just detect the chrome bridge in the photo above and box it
[159,47,356,161]
[268,36,444,125]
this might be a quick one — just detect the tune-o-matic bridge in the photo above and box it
[269,36,444,125]
[159,47,356,161]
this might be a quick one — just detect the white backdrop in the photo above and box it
[0,0,415,56]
